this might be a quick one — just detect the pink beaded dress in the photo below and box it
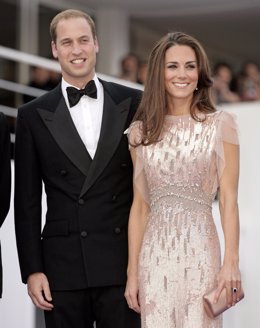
[128,111,239,328]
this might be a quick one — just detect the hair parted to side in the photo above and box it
[133,31,216,146]
[50,9,96,43]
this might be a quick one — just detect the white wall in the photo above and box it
[0,101,259,327]
[0,162,35,327]
[213,101,260,328]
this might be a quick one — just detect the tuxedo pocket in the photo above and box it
[42,220,69,237]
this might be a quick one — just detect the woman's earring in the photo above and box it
[195,87,198,91]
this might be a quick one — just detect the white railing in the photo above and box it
[0,45,143,148]
[0,45,60,71]
[0,45,143,117]
[0,78,46,99]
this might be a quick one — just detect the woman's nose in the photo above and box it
[176,67,187,78]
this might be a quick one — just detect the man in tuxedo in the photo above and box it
[0,112,11,299]
[14,9,141,328]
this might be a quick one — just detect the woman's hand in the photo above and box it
[124,273,141,313]
[214,262,242,307]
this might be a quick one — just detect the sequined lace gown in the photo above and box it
[128,111,239,328]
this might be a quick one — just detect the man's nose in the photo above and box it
[72,43,82,55]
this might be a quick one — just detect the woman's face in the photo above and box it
[164,45,198,103]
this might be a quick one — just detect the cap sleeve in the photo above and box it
[215,111,239,186]
[125,121,150,205]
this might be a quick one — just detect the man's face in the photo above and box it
[51,17,99,88]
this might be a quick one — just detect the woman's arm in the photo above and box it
[215,141,241,306]
[124,147,149,313]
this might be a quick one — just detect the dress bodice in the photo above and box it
[128,111,239,208]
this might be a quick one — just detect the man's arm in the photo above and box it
[0,113,11,227]
[14,109,53,310]
[14,109,43,279]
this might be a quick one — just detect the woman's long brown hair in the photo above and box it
[133,32,216,146]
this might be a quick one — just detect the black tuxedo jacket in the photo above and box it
[14,80,142,291]
[0,113,11,297]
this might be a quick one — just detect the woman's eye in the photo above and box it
[167,65,177,69]
[187,64,196,69]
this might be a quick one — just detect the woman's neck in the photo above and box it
[167,98,191,116]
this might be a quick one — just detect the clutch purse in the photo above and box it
[203,287,244,318]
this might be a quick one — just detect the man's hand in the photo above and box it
[27,272,54,311]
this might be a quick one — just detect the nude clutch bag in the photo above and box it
[203,287,244,318]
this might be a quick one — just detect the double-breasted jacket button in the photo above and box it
[81,231,87,238]
[121,163,128,168]
[60,170,67,176]
[114,227,121,234]
[112,195,117,202]
[78,198,85,205]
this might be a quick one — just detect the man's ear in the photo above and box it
[95,38,99,54]
[51,41,58,59]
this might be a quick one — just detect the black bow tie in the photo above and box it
[66,80,97,107]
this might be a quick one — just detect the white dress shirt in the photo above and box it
[62,75,104,159]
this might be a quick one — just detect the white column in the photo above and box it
[17,0,39,84]
[95,7,130,77]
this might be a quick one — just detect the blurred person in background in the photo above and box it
[45,69,61,90]
[0,112,11,299]
[23,66,52,103]
[137,61,148,85]
[23,66,61,103]
[212,62,240,105]
[119,53,140,83]
[237,61,260,101]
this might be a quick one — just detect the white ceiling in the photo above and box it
[3,0,258,71]
[132,5,260,69]
[76,0,260,16]
[48,0,260,70]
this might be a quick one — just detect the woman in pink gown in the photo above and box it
[124,32,242,328]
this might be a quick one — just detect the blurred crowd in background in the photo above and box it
[23,53,260,106]
[2,52,260,108]
[211,60,260,104]
[116,53,260,105]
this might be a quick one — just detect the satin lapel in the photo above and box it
[36,97,92,176]
[79,92,131,197]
